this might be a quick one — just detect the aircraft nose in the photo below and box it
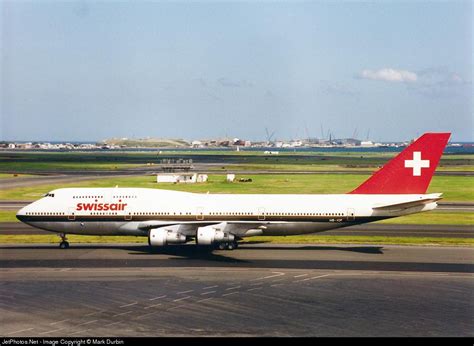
[16,206,28,222]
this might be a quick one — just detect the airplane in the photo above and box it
[16,132,450,250]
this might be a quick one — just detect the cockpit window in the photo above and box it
[43,193,55,197]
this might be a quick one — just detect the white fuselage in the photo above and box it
[16,187,438,238]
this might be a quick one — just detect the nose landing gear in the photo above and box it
[59,233,70,249]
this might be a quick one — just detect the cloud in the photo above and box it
[217,78,253,88]
[417,67,467,86]
[358,68,418,83]
[409,67,470,98]
[356,66,469,98]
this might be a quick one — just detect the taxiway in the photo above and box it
[0,243,472,337]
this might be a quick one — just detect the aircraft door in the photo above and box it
[258,207,266,221]
[347,208,355,221]
[68,207,76,221]
[196,207,204,221]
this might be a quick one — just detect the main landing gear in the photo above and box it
[59,233,70,249]
[217,241,238,251]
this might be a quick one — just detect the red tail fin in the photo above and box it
[350,133,451,194]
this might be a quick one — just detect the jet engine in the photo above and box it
[148,226,187,247]
[197,223,234,245]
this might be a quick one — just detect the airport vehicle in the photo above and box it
[16,133,450,249]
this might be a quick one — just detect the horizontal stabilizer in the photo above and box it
[372,194,442,210]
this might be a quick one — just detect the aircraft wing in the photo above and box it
[137,220,269,237]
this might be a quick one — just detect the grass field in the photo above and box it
[376,211,473,225]
[0,211,17,222]
[1,174,472,201]
[1,151,472,172]
[0,173,36,179]
[208,163,474,172]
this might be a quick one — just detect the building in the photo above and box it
[156,173,208,184]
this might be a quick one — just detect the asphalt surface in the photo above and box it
[1,221,473,238]
[0,243,473,337]
[0,175,136,190]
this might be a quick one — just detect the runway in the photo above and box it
[0,243,473,336]
[0,174,136,190]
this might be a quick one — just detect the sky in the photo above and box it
[1,1,472,142]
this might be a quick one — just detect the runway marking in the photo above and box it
[251,272,285,281]
[247,287,263,292]
[225,285,241,290]
[200,291,216,295]
[105,321,122,327]
[197,297,213,303]
[293,274,308,278]
[144,303,162,310]
[295,274,331,282]
[177,290,194,295]
[222,291,238,297]
[203,285,218,290]
[173,296,191,302]
[167,305,186,311]
[120,302,138,308]
[76,319,98,327]
[6,328,34,335]
[250,282,264,286]
[149,295,167,301]
[271,283,284,287]
[39,328,65,335]
[49,319,70,325]
[133,311,158,320]
[113,311,132,317]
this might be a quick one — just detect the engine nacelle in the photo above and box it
[148,226,187,247]
[197,223,234,245]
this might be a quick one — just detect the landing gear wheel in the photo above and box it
[218,242,227,250]
[226,242,236,251]
[58,233,69,249]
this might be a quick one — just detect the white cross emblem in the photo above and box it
[404,151,430,176]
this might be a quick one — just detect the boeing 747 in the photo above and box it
[16,132,450,249]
